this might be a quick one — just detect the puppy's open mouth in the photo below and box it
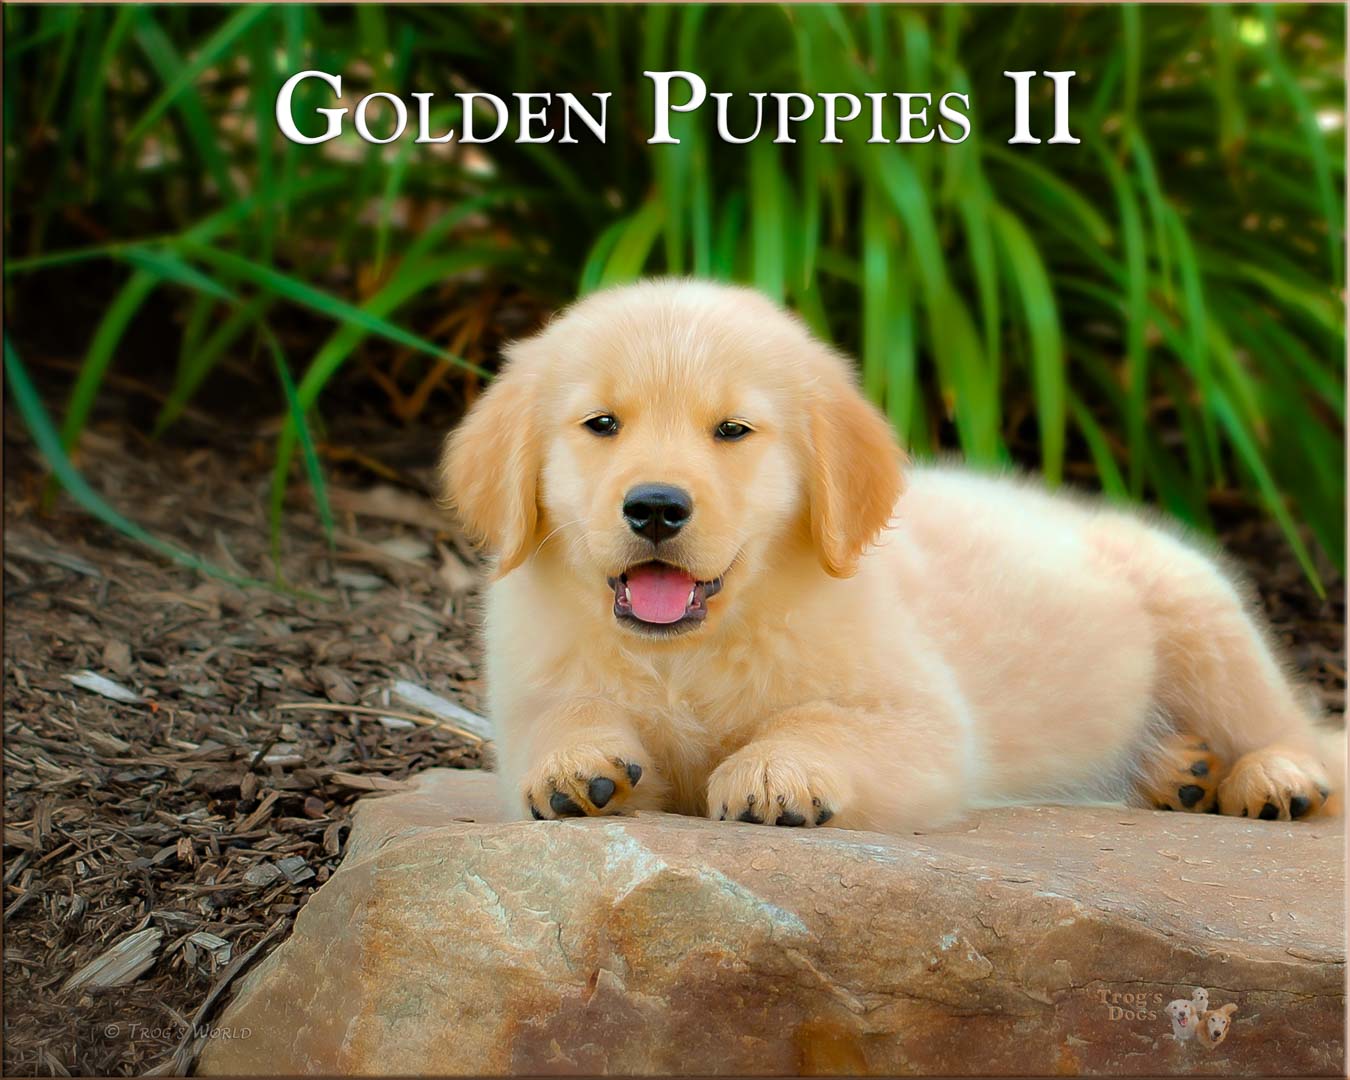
[606,561,725,633]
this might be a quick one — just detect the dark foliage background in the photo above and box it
[4,3,1345,585]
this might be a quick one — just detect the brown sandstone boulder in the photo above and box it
[199,769,1345,1076]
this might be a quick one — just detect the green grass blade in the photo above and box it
[956,182,1002,368]
[1121,5,1141,138]
[268,249,513,522]
[600,199,666,287]
[711,192,746,280]
[1260,5,1343,285]
[928,283,998,462]
[985,147,1115,250]
[1095,140,1150,496]
[123,6,268,147]
[60,270,158,451]
[120,247,238,304]
[154,296,271,436]
[579,218,628,296]
[883,259,918,440]
[1211,386,1324,595]
[990,205,1066,485]
[860,185,891,405]
[1160,202,1220,479]
[267,327,334,561]
[749,141,787,302]
[6,336,269,590]
[1069,395,1129,501]
[181,244,488,375]
[131,9,238,202]
[1129,131,1173,305]
[1209,6,1246,156]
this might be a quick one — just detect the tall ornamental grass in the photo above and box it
[4,4,1344,587]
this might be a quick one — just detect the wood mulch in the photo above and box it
[1,405,1343,1076]
[3,409,489,1076]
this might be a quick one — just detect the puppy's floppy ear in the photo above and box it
[807,352,905,577]
[439,352,541,577]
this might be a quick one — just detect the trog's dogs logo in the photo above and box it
[1165,987,1238,1050]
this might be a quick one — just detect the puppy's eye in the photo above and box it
[715,420,752,441]
[583,414,619,436]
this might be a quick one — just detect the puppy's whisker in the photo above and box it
[534,518,585,556]
[557,528,611,571]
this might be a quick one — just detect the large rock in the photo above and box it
[200,770,1345,1076]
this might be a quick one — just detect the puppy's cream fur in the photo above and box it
[444,280,1341,831]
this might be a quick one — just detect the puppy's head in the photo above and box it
[1204,1003,1236,1043]
[1166,1000,1194,1028]
[442,281,902,638]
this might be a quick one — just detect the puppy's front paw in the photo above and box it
[706,744,845,827]
[1217,746,1331,821]
[523,747,646,819]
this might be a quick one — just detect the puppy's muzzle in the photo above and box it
[622,483,692,544]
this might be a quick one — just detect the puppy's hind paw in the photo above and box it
[523,748,648,820]
[1217,745,1332,821]
[1137,732,1226,813]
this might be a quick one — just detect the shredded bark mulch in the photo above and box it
[2,410,1343,1077]
[3,412,488,1077]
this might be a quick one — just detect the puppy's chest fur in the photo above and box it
[497,563,902,814]
[596,628,839,812]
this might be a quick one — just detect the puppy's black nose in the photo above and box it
[623,483,692,543]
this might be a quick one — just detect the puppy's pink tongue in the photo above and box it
[626,564,695,624]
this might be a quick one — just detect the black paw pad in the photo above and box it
[815,807,834,826]
[737,809,764,824]
[1259,801,1280,820]
[1177,784,1205,808]
[1189,760,1210,777]
[550,791,584,817]
[529,801,544,820]
[1289,794,1312,819]
[775,811,806,827]
[626,762,644,786]
[588,777,616,808]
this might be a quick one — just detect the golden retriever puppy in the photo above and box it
[442,280,1342,831]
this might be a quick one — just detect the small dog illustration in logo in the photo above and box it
[1165,987,1237,1049]
[1198,1003,1238,1050]
[1165,998,1198,1041]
